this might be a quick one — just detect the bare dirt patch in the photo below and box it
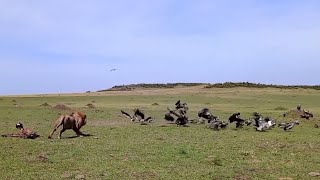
[86,103,95,108]
[40,102,51,107]
[53,104,71,111]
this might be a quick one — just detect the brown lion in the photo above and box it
[48,111,87,139]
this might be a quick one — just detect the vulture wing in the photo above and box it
[121,110,133,119]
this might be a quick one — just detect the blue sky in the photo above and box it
[0,0,320,95]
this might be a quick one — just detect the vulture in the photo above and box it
[278,121,299,131]
[166,107,188,126]
[164,113,175,122]
[300,110,314,119]
[208,118,229,130]
[198,108,217,123]
[255,117,276,131]
[16,122,24,129]
[175,100,189,112]
[229,112,245,128]
[282,121,299,131]
[253,112,262,127]
[121,109,153,123]
[278,122,289,128]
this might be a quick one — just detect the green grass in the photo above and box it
[0,87,320,179]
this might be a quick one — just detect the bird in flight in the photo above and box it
[110,68,117,72]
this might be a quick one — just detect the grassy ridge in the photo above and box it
[204,82,320,90]
[0,87,320,179]
[99,82,320,92]
[98,83,207,91]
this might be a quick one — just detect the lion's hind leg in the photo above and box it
[48,115,65,139]
[58,128,66,139]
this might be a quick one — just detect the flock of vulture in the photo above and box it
[1,101,316,140]
[121,101,315,132]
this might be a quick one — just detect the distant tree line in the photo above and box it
[204,82,320,90]
[96,82,320,92]
[97,83,208,92]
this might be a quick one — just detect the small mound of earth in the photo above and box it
[86,103,95,108]
[284,110,303,118]
[40,102,51,107]
[53,104,71,110]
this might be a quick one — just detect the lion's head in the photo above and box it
[71,111,87,129]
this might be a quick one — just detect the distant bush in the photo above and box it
[204,82,320,90]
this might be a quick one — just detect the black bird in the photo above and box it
[164,113,175,121]
[208,118,228,130]
[253,112,262,127]
[110,68,117,72]
[229,112,245,128]
[134,109,145,120]
[16,122,24,129]
[121,109,152,122]
[198,108,217,123]
[121,110,135,121]
[167,107,188,126]
[175,100,181,106]
[175,100,188,111]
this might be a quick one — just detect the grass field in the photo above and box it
[0,86,320,180]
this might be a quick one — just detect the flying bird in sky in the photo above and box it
[110,68,117,72]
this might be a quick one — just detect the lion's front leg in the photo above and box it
[73,127,85,137]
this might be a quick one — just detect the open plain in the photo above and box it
[1,86,320,179]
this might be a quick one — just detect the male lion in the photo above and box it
[48,111,87,139]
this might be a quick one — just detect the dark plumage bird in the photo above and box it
[198,108,217,123]
[143,117,153,123]
[16,122,24,129]
[314,124,319,128]
[175,100,181,107]
[121,110,134,121]
[121,109,152,122]
[175,100,188,112]
[208,118,228,130]
[167,107,188,126]
[134,109,145,120]
[255,117,276,131]
[283,121,299,131]
[164,113,175,121]
[253,112,262,127]
[229,112,245,128]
